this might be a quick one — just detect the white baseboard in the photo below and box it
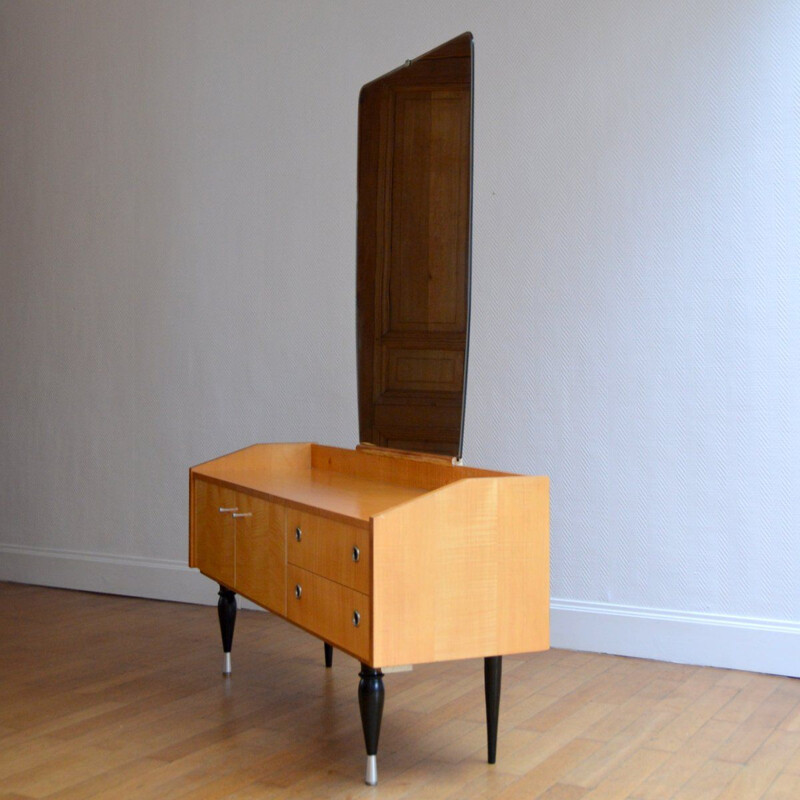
[1,543,797,677]
[0,543,261,609]
[551,598,800,679]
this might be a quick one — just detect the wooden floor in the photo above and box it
[1,583,799,800]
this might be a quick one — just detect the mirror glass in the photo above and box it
[356,33,473,458]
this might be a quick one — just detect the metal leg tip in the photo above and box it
[223,652,232,675]
[365,754,377,785]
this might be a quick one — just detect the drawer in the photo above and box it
[287,510,370,594]
[287,565,370,662]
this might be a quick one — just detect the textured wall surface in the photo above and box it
[1,1,798,673]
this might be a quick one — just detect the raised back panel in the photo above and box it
[357,33,473,458]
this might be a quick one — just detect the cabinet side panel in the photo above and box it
[496,477,550,656]
[372,476,549,666]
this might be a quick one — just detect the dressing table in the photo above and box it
[189,33,550,786]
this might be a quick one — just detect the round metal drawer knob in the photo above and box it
[295,527,302,542]
[352,610,361,627]
[352,545,360,563]
[294,584,302,599]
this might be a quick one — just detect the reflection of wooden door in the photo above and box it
[357,34,472,456]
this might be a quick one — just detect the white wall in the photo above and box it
[1,1,798,676]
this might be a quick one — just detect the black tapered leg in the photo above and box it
[217,586,236,675]
[358,664,384,785]
[324,642,333,668]
[484,655,502,764]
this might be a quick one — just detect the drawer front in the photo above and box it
[287,565,370,661]
[287,510,370,594]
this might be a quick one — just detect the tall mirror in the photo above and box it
[357,33,473,459]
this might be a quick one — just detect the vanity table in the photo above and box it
[189,34,550,786]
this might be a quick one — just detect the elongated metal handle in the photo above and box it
[219,507,238,513]
[295,584,302,599]
[295,527,302,542]
[352,610,361,627]
[352,545,360,563]
[232,512,252,518]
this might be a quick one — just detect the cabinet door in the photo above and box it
[194,479,236,588]
[235,494,286,614]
